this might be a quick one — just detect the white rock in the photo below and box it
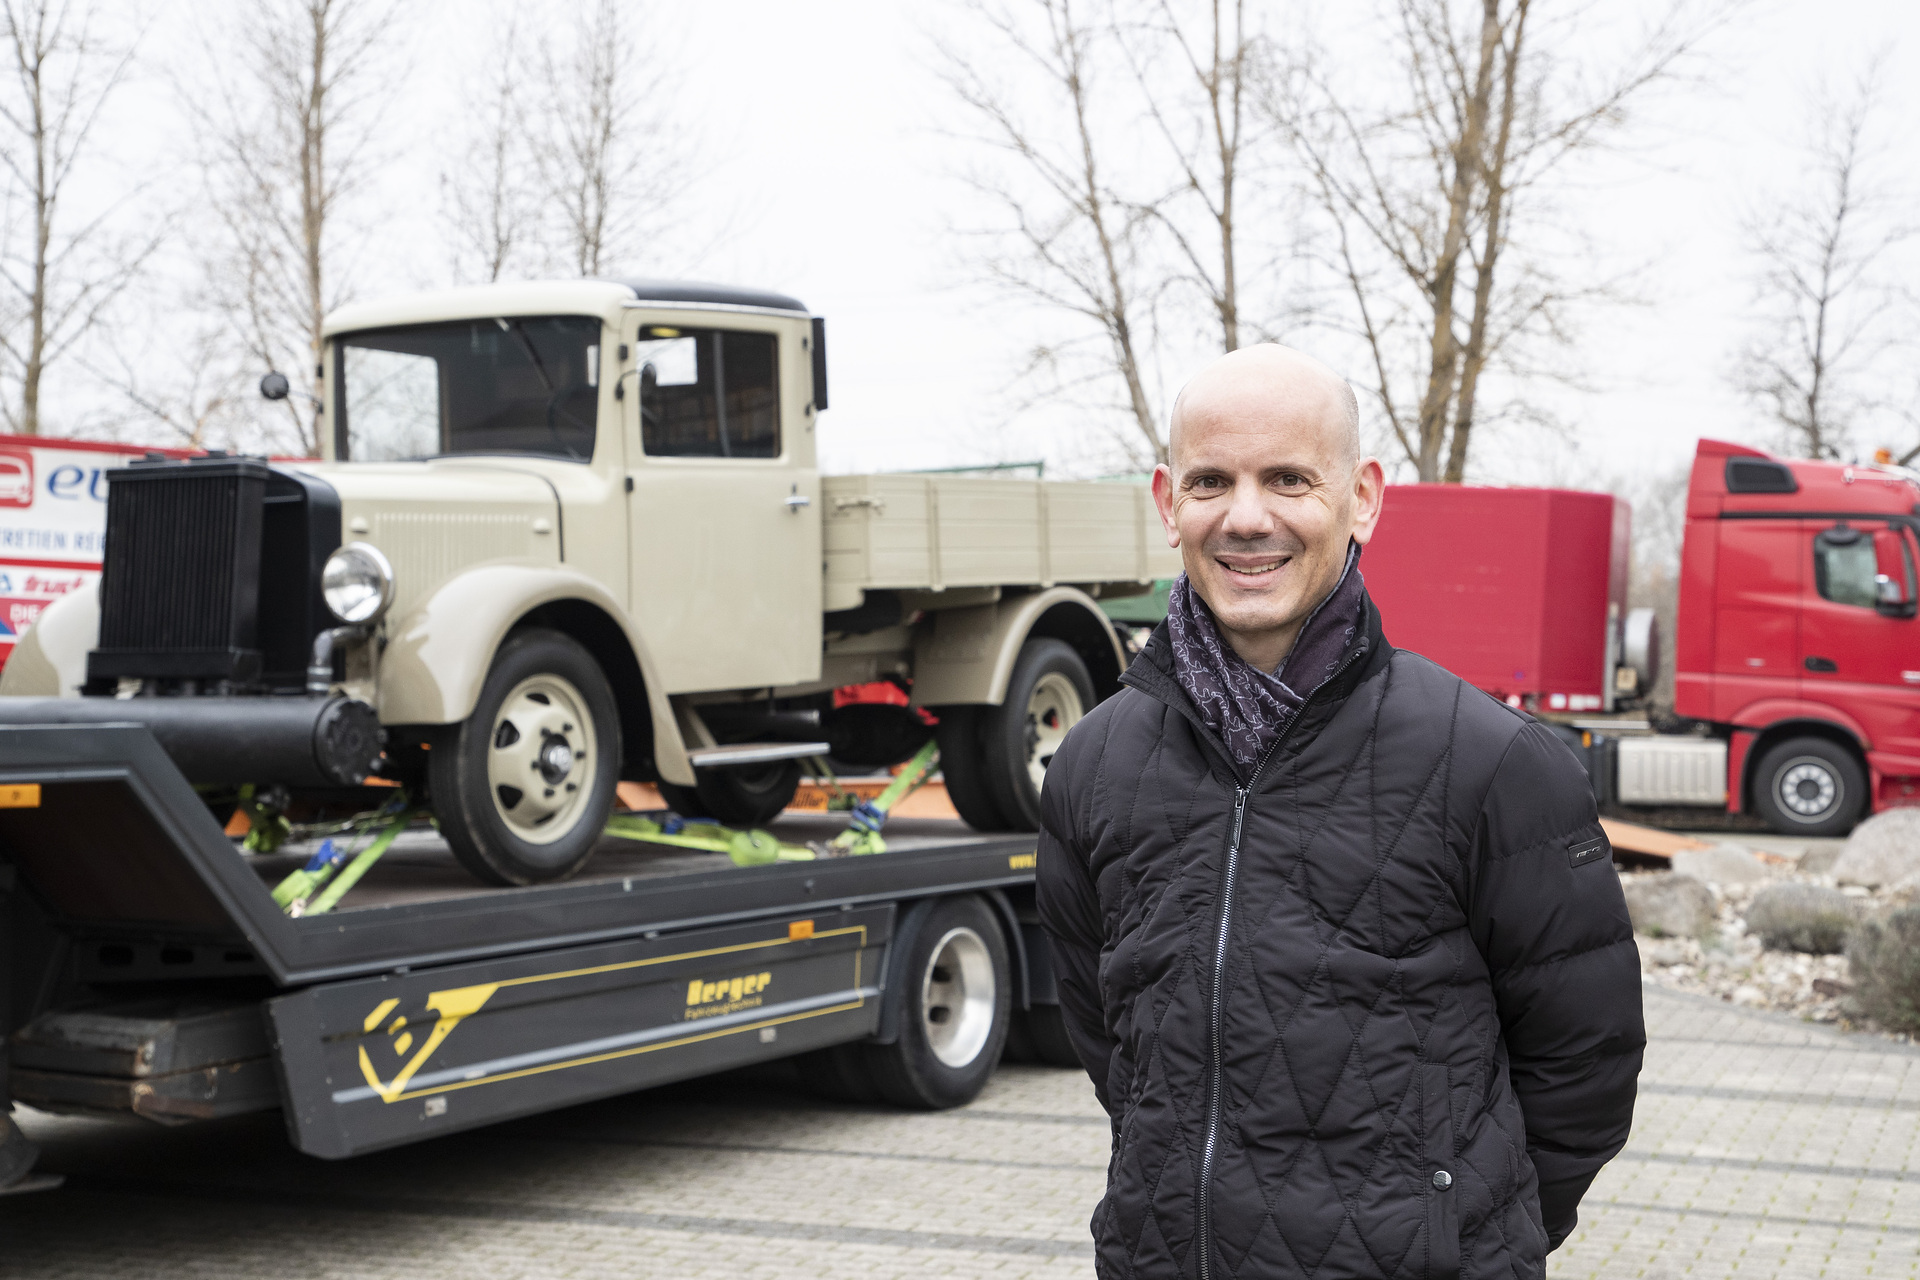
[1671,844,1771,886]
[1832,808,1920,887]
[1621,873,1716,938]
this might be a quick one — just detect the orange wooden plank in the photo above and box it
[1599,818,1712,859]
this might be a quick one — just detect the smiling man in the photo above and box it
[1037,345,1644,1279]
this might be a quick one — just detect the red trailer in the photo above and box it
[1364,485,1631,713]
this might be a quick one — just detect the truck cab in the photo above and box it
[1675,438,1920,834]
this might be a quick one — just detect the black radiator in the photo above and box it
[86,456,341,690]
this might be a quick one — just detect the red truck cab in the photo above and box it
[1676,438,1920,834]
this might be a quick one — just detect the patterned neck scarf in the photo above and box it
[1164,543,1366,771]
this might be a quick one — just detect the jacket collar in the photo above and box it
[1121,588,1393,785]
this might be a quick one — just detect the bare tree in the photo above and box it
[442,16,533,284]
[529,0,686,278]
[1737,66,1909,463]
[943,0,1184,466]
[90,322,249,450]
[1115,0,1257,353]
[0,0,148,435]
[1279,0,1724,482]
[192,0,399,454]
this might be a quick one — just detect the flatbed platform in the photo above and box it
[245,812,1004,915]
[0,722,1058,1162]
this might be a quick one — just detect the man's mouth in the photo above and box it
[1217,557,1288,579]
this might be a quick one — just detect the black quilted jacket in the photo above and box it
[1038,596,1644,1280]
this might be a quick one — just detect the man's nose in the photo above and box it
[1220,477,1275,539]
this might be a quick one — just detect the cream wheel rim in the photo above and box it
[1024,671,1085,794]
[486,673,598,844]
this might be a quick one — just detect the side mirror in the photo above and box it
[1874,528,1917,617]
[259,371,291,401]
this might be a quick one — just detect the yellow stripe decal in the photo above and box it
[354,924,869,1104]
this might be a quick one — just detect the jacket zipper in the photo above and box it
[1194,642,1367,1280]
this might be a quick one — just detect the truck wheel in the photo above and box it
[431,629,621,886]
[1011,1003,1082,1068]
[1753,737,1867,837]
[865,895,1010,1109]
[981,639,1093,831]
[933,706,1008,831]
[657,760,800,827]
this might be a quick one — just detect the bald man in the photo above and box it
[1037,345,1643,1280]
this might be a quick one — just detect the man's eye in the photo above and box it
[1275,473,1306,489]
[1194,476,1226,490]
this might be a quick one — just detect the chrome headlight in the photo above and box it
[322,542,395,624]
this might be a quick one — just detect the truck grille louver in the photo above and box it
[97,466,263,658]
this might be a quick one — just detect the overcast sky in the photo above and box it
[41,0,1920,496]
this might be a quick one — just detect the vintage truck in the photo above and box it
[0,279,1175,885]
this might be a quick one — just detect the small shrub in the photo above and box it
[1847,906,1920,1035]
[1745,883,1857,954]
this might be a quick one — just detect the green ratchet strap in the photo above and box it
[602,814,814,867]
[817,738,940,857]
[271,805,416,917]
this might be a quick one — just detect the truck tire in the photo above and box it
[1753,736,1867,837]
[981,639,1094,831]
[864,894,1010,1109]
[933,706,1008,831]
[431,629,621,886]
[657,760,801,827]
[1006,1003,1081,1068]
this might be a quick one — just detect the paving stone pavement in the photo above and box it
[3,983,1917,1278]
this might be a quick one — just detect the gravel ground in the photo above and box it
[1626,834,1904,1037]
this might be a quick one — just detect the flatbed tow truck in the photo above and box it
[0,277,1165,1189]
[0,723,1066,1179]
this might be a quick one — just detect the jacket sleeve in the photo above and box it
[1036,725,1120,1115]
[1468,719,1645,1251]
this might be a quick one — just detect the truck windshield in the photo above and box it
[334,316,600,462]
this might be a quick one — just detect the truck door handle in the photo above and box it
[785,492,810,511]
[1805,655,1838,673]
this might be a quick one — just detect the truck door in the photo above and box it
[1712,518,1802,718]
[1800,520,1920,758]
[625,321,821,694]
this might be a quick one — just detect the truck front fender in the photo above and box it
[909,586,1125,707]
[379,564,694,785]
[0,581,96,697]
[1729,699,1872,750]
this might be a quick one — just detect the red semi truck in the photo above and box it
[1366,437,1920,837]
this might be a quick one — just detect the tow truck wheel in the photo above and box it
[865,895,1010,1109]
[1753,736,1867,837]
[432,629,621,886]
[1007,1003,1082,1068]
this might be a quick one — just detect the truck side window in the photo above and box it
[1813,528,1881,608]
[636,326,779,459]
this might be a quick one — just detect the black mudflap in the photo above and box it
[270,905,891,1158]
[9,995,279,1123]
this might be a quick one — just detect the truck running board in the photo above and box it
[687,741,831,769]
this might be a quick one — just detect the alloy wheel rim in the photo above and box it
[486,673,597,844]
[922,926,996,1069]
[1024,672,1085,794]
[1777,758,1839,820]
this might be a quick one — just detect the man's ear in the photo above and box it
[1151,463,1180,548]
[1348,457,1386,547]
